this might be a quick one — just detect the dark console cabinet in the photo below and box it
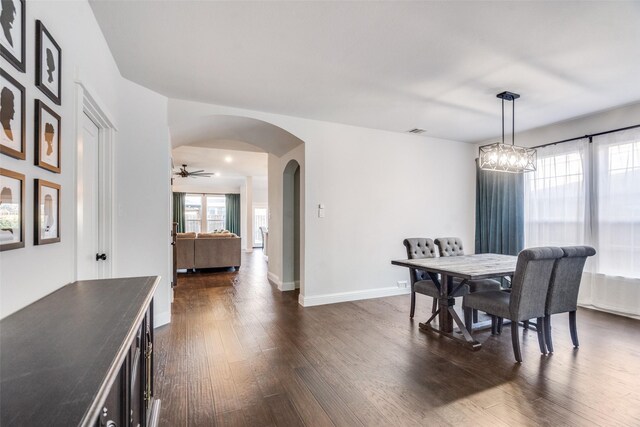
[0,277,161,427]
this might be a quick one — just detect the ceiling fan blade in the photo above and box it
[190,169,205,174]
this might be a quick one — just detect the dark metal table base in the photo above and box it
[418,295,482,351]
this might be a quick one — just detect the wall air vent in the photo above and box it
[407,128,426,134]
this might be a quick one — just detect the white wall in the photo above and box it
[114,79,171,326]
[267,145,305,292]
[172,182,240,194]
[170,99,477,306]
[479,101,640,149]
[0,1,171,324]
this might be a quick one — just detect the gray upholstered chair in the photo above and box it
[544,246,596,352]
[463,247,564,362]
[434,237,465,257]
[403,238,472,318]
[434,237,503,321]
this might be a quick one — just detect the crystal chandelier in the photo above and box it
[479,91,536,173]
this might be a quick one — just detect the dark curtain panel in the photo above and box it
[475,160,524,255]
[225,193,241,236]
[172,192,186,233]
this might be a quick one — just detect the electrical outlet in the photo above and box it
[397,280,408,288]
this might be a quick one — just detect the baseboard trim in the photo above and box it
[300,286,410,307]
[280,281,296,291]
[154,310,171,328]
[578,303,640,320]
[267,272,281,287]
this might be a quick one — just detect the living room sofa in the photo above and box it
[176,232,241,270]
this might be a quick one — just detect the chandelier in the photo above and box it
[479,91,536,173]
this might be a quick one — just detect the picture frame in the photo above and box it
[1,67,25,159]
[0,0,25,72]
[34,179,60,245]
[0,168,25,251]
[35,20,61,105]
[35,99,61,173]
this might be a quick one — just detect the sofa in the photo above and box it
[176,232,241,271]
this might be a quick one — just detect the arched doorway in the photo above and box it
[170,113,306,300]
[282,159,300,291]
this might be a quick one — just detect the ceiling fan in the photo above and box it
[173,164,215,178]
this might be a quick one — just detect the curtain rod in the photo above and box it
[531,123,640,150]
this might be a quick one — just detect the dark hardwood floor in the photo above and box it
[155,251,640,426]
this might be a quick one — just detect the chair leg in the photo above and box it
[431,298,438,314]
[473,309,479,323]
[491,316,497,335]
[536,317,547,355]
[464,307,473,332]
[523,320,529,329]
[511,322,522,363]
[410,291,416,318]
[497,317,503,334]
[569,310,579,348]
[544,314,553,353]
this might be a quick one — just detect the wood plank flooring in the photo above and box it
[155,251,640,426]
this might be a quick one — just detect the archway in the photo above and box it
[282,159,301,291]
[169,112,306,300]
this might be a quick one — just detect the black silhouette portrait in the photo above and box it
[1,86,15,141]
[46,48,55,83]
[0,0,15,47]
[44,122,54,156]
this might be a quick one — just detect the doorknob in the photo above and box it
[96,253,107,261]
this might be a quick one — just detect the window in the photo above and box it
[253,207,267,246]
[185,194,202,233]
[186,193,228,233]
[206,195,226,231]
[525,128,640,279]
[596,138,640,278]
[525,141,587,247]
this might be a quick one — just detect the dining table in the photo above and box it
[391,253,517,350]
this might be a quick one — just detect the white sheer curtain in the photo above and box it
[588,129,640,316]
[525,129,640,318]
[594,129,640,278]
[524,139,589,248]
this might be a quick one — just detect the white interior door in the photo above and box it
[77,113,103,280]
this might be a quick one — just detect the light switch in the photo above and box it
[318,208,325,218]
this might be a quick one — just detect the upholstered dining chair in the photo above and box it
[463,247,564,363]
[434,237,503,321]
[544,246,596,352]
[434,237,465,257]
[403,238,479,319]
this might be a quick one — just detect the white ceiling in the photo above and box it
[172,146,268,188]
[90,1,640,143]
[170,115,303,155]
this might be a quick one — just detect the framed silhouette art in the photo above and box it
[1,68,25,159]
[35,20,61,105]
[35,99,61,173]
[0,0,25,72]
[0,168,25,251]
[35,179,60,245]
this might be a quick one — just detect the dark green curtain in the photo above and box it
[475,160,524,255]
[225,194,241,236]
[172,192,186,232]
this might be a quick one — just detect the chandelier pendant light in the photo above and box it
[479,91,536,173]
